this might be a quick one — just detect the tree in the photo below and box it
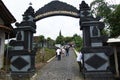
[108,4,120,37]
[55,35,64,45]
[73,34,83,48]
[90,0,119,37]
[46,37,55,48]
[90,0,111,19]
[64,37,73,44]
[38,35,45,47]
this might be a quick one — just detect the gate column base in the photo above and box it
[84,72,114,80]
[11,72,34,80]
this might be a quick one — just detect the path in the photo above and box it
[35,48,84,80]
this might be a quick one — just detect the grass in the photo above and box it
[35,48,56,69]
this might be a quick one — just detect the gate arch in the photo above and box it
[9,1,114,80]
[34,1,79,21]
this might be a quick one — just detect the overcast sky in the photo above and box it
[2,0,119,40]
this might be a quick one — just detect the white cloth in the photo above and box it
[56,48,61,55]
[61,48,66,54]
[76,52,82,63]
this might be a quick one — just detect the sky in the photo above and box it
[2,0,119,40]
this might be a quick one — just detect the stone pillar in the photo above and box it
[8,5,37,79]
[0,30,5,69]
[79,1,114,80]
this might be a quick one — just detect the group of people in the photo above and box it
[56,46,83,72]
[56,46,70,61]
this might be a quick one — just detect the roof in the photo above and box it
[0,0,16,23]
[0,0,16,38]
[107,36,120,46]
[0,24,11,31]
[107,38,120,43]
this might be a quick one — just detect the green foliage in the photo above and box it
[35,34,83,65]
[56,35,64,45]
[91,0,112,16]
[73,34,83,48]
[44,48,55,61]
[108,4,120,37]
[46,37,55,48]
[37,35,55,48]
[101,28,109,36]
[64,37,73,44]
[38,35,45,47]
[90,0,119,37]
[38,35,45,42]
[35,48,55,63]
[55,33,83,49]
[75,47,81,52]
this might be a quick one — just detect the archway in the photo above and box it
[8,0,114,80]
[8,0,81,79]
[33,1,81,40]
[34,1,79,21]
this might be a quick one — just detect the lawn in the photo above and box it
[35,48,56,70]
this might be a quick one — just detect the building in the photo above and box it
[0,0,16,69]
[107,37,120,79]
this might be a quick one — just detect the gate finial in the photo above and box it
[29,2,32,6]
[80,0,89,9]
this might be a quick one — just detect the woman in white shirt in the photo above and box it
[76,52,83,72]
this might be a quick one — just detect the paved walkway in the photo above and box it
[35,48,84,80]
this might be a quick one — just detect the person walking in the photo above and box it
[56,47,61,60]
[61,47,66,57]
[65,46,69,56]
[76,51,83,72]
